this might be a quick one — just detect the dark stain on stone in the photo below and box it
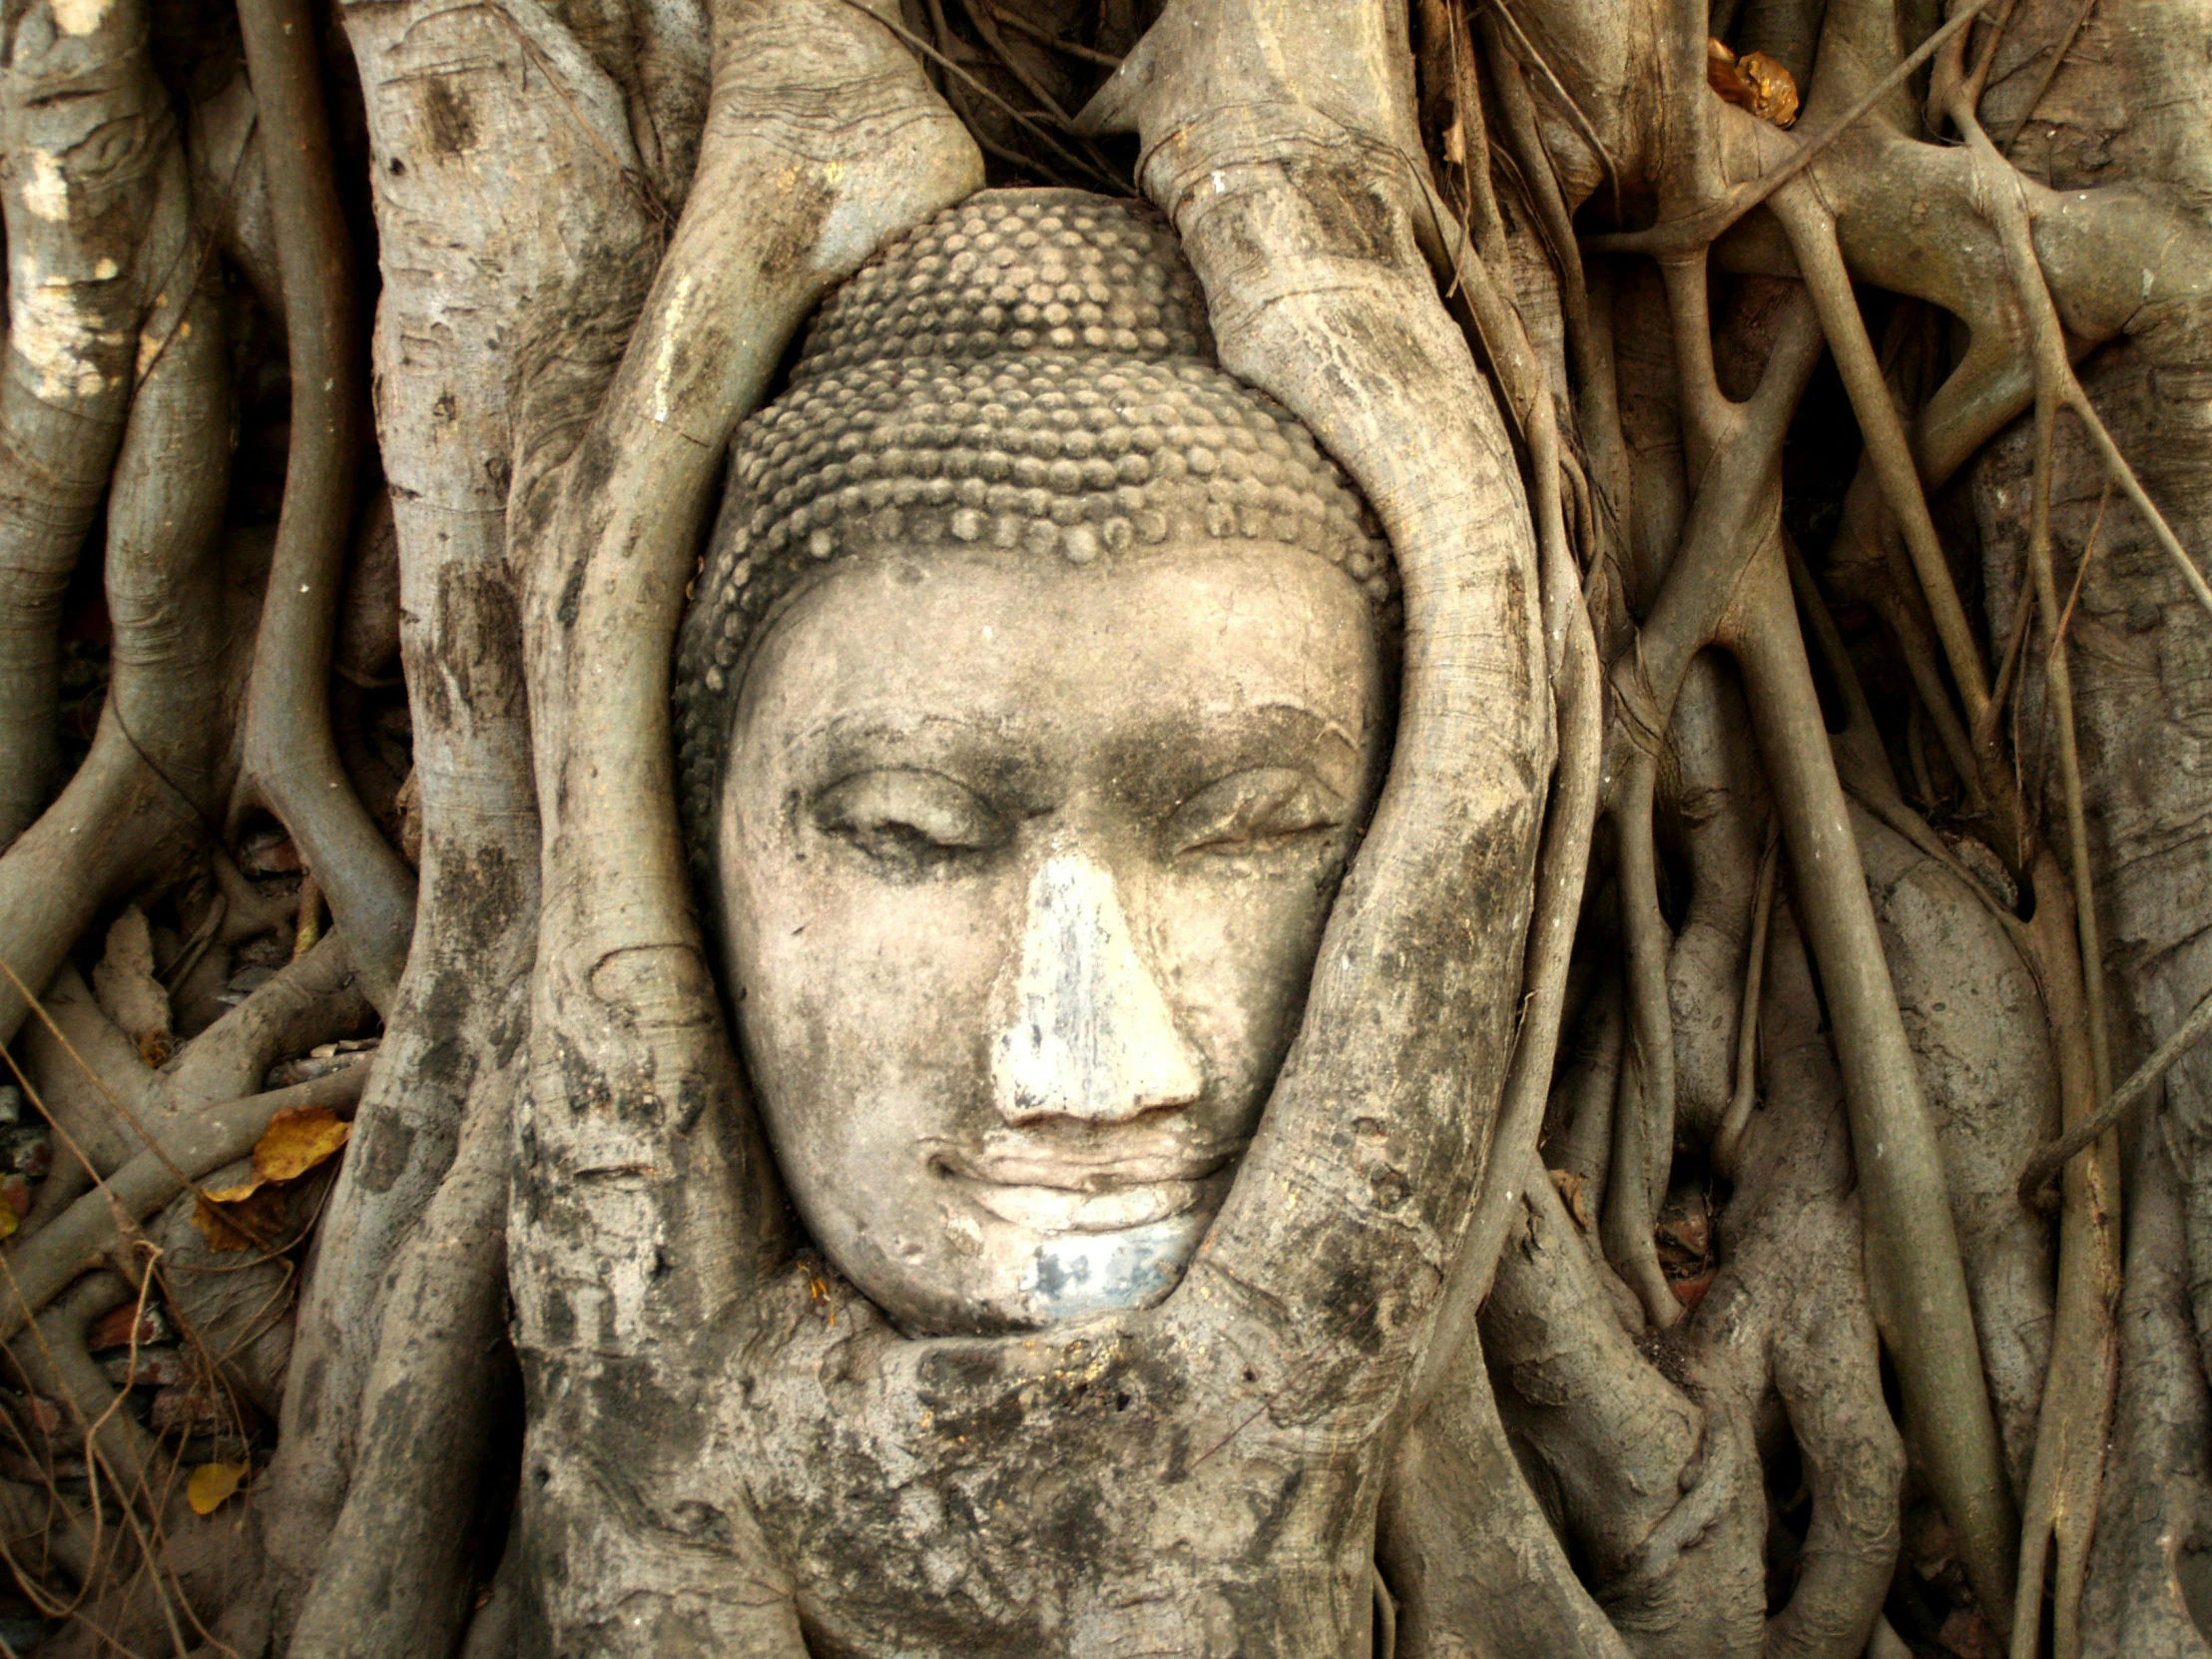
[418,77,478,158]
[356,1115,418,1196]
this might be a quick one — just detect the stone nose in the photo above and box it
[990,851,1206,1126]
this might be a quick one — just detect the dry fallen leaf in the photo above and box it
[1548,1168,1592,1231]
[187,1460,248,1516]
[252,1105,351,1185]
[193,1184,290,1253]
[1707,38,1800,128]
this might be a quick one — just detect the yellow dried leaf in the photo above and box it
[252,1106,351,1185]
[187,1460,248,1516]
[203,1179,264,1205]
[0,1206,18,1242]
[1707,38,1799,128]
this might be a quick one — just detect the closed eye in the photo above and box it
[1165,767,1346,856]
[814,769,1009,869]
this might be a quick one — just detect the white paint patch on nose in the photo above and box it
[991,852,1204,1124]
[50,0,111,36]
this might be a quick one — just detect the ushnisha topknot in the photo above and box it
[674,188,1397,849]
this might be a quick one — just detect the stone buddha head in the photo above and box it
[676,190,1397,1337]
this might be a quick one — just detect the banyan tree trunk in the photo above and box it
[0,0,2210,1656]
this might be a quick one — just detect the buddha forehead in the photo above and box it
[673,188,1396,850]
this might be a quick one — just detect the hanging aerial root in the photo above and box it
[1947,68,2212,672]
[2011,862,2121,1659]
[1771,186,1994,732]
[233,0,415,1014]
[2023,382,2115,1125]
[2079,1129,2212,1656]
[1725,543,2020,1630]
[1590,277,1822,1325]
[1711,826,1778,1179]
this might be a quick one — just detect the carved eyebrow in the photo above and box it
[786,711,1052,806]
[1122,702,1370,806]
[1250,699,1365,770]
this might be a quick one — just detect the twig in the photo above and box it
[1186,1291,1383,1471]
[981,2,1123,69]
[0,1066,370,1346]
[2021,979,2212,1211]
[1979,579,2037,754]
[2000,0,2099,153]
[160,891,225,995]
[0,959,199,1199]
[2050,483,2112,654]
[479,4,671,231]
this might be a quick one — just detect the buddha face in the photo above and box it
[713,540,1386,1335]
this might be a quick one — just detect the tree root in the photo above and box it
[232,0,415,1014]
[1381,1320,1633,1659]
[0,1064,369,1346]
[1411,277,1603,1418]
[1845,803,2057,1496]
[2079,1126,2212,1659]
[1484,1173,1760,1657]
[283,1060,515,1659]
[0,267,233,1053]
[2012,858,2122,1659]
[1726,543,2020,1625]
[0,0,196,848]
[1663,654,1769,1149]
